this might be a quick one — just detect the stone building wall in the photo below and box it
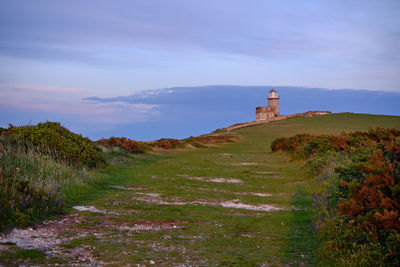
[255,106,276,121]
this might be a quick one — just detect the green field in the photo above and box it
[1,113,400,266]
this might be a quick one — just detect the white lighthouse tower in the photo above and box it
[267,89,280,116]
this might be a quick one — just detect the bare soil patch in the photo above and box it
[177,174,242,184]
[197,187,273,197]
[214,162,260,166]
[131,193,287,212]
[109,185,145,190]
[220,201,284,211]
[0,212,188,265]
[250,171,278,174]
[117,220,185,232]
[231,162,258,166]
[73,205,118,215]
[0,243,13,251]
[234,192,273,197]
[0,214,83,251]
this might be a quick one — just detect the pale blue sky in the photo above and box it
[0,1,399,138]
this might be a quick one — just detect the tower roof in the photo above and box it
[268,89,279,98]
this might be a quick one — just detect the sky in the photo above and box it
[0,1,400,140]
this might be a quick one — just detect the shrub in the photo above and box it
[183,134,240,146]
[97,133,240,152]
[2,122,106,168]
[150,138,182,149]
[97,137,147,154]
[0,138,85,231]
[0,122,102,231]
[0,176,65,231]
[272,128,400,265]
[0,138,88,190]
[271,134,313,153]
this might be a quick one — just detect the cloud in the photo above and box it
[0,0,399,94]
[0,83,158,124]
[85,85,400,116]
[82,101,159,124]
[1,84,84,92]
[78,85,400,140]
[1,0,399,64]
[2,84,400,141]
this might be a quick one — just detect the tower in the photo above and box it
[255,89,280,121]
[268,89,279,116]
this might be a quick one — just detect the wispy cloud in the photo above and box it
[0,84,84,92]
[2,85,400,141]
[79,85,400,140]
[1,1,399,64]
[82,101,159,124]
[0,0,399,93]
[85,85,400,116]
[0,84,159,124]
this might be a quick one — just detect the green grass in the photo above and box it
[0,248,46,265]
[0,139,88,190]
[0,137,89,231]
[1,113,400,265]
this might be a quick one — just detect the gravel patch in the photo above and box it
[250,171,278,174]
[234,192,273,197]
[73,205,118,215]
[197,188,273,197]
[0,227,62,250]
[220,201,284,211]
[0,214,83,251]
[215,162,260,166]
[0,213,187,265]
[117,220,183,232]
[131,195,187,205]
[109,185,145,190]
[231,162,258,166]
[0,243,12,251]
[131,194,286,212]
[177,174,242,184]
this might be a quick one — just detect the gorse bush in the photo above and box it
[149,138,182,149]
[271,134,314,153]
[3,122,106,168]
[182,134,240,148]
[97,137,148,153]
[97,133,240,152]
[0,121,102,231]
[97,137,182,152]
[272,128,400,266]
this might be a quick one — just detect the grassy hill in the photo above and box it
[1,113,400,265]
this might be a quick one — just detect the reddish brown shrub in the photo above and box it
[150,138,182,149]
[97,137,147,153]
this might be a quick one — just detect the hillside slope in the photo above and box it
[1,113,400,265]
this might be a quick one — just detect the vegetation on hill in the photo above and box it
[97,133,240,152]
[181,133,240,147]
[0,122,240,232]
[2,114,400,265]
[271,128,400,265]
[0,122,106,231]
[3,122,106,168]
[97,137,148,153]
